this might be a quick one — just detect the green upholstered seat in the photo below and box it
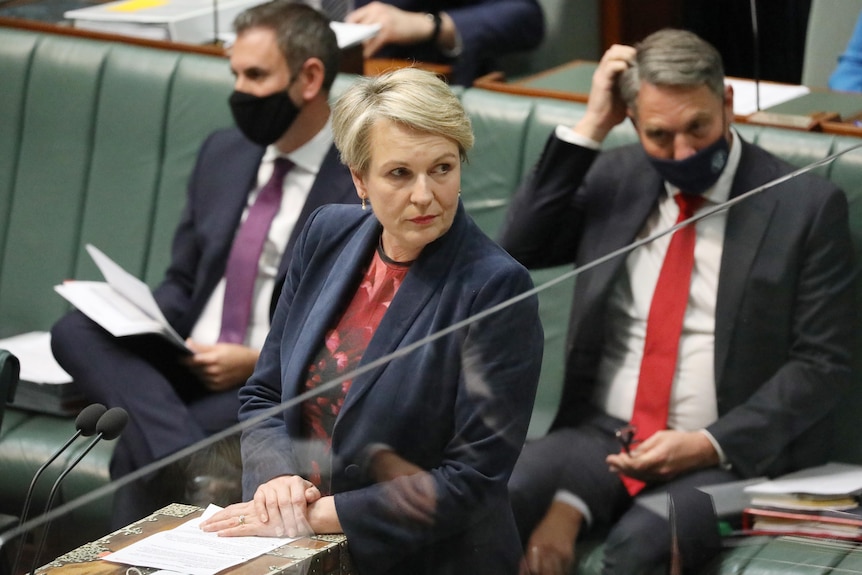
[0,25,232,554]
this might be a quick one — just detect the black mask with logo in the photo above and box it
[646,134,730,195]
[229,78,302,146]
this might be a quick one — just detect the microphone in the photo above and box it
[749,0,761,111]
[212,0,219,45]
[27,407,128,575]
[9,403,106,575]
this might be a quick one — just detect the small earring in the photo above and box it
[361,196,367,211]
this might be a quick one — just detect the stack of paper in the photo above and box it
[744,463,862,509]
[65,0,381,48]
[742,462,862,540]
[64,0,265,44]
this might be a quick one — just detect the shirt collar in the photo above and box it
[261,117,334,175]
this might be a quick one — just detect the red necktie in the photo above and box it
[218,157,293,344]
[623,193,704,496]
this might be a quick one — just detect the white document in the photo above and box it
[103,505,294,575]
[54,244,190,353]
[329,21,381,49]
[744,462,862,498]
[72,19,171,41]
[726,78,811,116]
[64,0,263,44]
[0,331,72,385]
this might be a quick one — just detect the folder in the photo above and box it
[64,0,265,44]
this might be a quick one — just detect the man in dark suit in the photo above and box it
[337,0,545,86]
[502,29,856,575]
[50,1,357,529]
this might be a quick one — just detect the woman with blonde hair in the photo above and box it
[203,68,544,575]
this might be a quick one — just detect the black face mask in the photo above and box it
[647,134,730,195]
[229,88,301,146]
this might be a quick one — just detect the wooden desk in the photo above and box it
[474,60,756,123]
[0,11,454,81]
[475,60,862,137]
[473,60,594,103]
[35,504,353,575]
[364,58,452,82]
[747,91,862,137]
[0,16,365,75]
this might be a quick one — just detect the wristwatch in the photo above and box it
[425,12,442,44]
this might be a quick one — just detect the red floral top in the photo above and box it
[300,242,409,493]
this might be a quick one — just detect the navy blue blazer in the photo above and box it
[500,134,856,479]
[353,0,545,85]
[152,127,357,337]
[239,203,543,574]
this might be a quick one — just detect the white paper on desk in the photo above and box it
[103,505,294,575]
[54,244,189,353]
[744,462,862,497]
[0,331,71,384]
[727,78,811,116]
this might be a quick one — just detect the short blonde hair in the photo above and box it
[332,67,474,174]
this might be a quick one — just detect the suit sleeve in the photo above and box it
[498,132,599,268]
[446,0,544,81]
[151,133,217,330]
[447,0,543,52]
[707,186,857,477]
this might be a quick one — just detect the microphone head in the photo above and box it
[96,407,129,440]
[75,403,107,437]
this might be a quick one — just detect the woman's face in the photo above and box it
[351,118,461,262]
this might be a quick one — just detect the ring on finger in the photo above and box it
[238,514,246,526]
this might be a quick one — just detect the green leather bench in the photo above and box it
[3,22,862,573]
[0,23,237,552]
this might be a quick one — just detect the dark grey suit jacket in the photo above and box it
[499,134,856,479]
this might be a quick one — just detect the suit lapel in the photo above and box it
[714,142,776,388]
[277,144,357,280]
[191,136,263,322]
[337,205,466,419]
[281,214,380,400]
[211,138,265,255]
[587,157,664,301]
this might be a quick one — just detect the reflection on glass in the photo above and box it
[0,67,547,575]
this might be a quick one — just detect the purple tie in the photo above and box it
[218,157,293,344]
